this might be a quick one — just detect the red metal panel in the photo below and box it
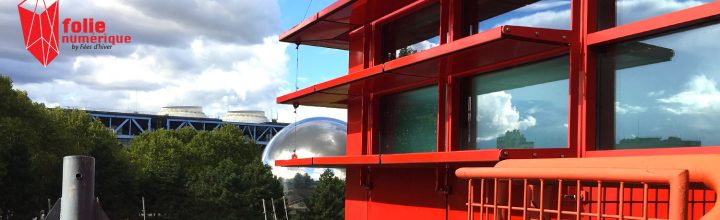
[277,26,570,108]
[367,168,447,220]
[347,96,364,156]
[279,0,357,50]
[274,158,312,167]
[313,155,380,166]
[349,26,365,73]
[274,155,379,168]
[587,1,720,46]
[345,167,368,220]
[586,146,720,158]
[380,150,502,165]
[274,151,501,167]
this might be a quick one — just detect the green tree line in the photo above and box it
[0,75,343,219]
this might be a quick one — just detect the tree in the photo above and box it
[128,128,189,219]
[127,125,284,219]
[307,169,345,220]
[292,169,344,220]
[0,74,285,219]
[397,47,417,58]
[0,75,138,219]
[290,172,315,201]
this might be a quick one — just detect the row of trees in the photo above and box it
[0,75,344,220]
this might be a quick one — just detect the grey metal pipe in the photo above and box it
[60,156,95,220]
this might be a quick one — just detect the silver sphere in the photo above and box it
[262,117,346,180]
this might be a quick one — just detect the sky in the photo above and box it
[0,0,346,123]
[2,0,718,149]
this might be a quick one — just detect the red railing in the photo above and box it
[456,155,720,220]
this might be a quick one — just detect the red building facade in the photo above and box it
[276,0,720,219]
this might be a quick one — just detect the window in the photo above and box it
[597,23,720,149]
[379,86,438,154]
[381,3,440,62]
[597,0,713,30]
[461,0,571,37]
[461,56,569,150]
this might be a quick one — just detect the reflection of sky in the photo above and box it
[614,0,711,28]
[463,0,718,149]
[612,23,720,146]
[397,36,440,57]
[474,72,569,149]
[261,117,347,180]
[479,0,571,30]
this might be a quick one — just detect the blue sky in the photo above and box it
[278,0,347,92]
[0,0,349,123]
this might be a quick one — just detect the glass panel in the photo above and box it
[381,3,440,62]
[462,56,569,150]
[597,0,714,30]
[379,86,438,154]
[461,0,571,37]
[597,23,720,149]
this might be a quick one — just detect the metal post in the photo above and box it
[271,198,278,220]
[262,199,268,220]
[142,196,146,220]
[60,156,95,220]
[282,196,289,220]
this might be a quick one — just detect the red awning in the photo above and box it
[277,25,572,108]
[279,0,358,50]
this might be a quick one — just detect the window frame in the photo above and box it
[367,0,580,159]
[372,0,443,64]
[584,1,720,157]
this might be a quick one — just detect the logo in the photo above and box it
[17,0,133,67]
[18,0,59,67]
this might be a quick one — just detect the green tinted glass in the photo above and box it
[379,86,438,154]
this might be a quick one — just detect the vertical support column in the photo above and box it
[582,0,611,154]
[60,156,95,220]
[574,0,592,157]
[445,0,463,152]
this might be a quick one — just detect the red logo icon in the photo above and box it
[18,0,60,67]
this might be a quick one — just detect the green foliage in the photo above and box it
[290,172,315,201]
[292,169,345,220]
[0,75,287,219]
[0,75,137,219]
[397,47,417,58]
[128,125,284,219]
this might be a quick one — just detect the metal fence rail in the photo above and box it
[457,168,689,220]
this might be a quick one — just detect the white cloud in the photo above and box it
[495,9,571,30]
[616,102,647,114]
[14,36,343,123]
[276,106,346,123]
[659,74,720,115]
[517,0,571,12]
[408,40,438,52]
[648,90,665,97]
[617,0,707,25]
[491,0,706,31]
[475,91,537,141]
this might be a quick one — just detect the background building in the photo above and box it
[86,107,287,146]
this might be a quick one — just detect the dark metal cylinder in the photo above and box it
[60,155,95,220]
